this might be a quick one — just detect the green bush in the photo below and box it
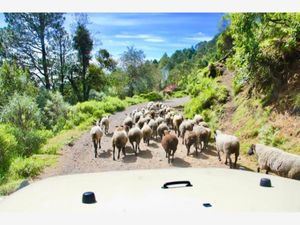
[0,125,18,173]
[1,93,42,131]
[139,91,164,101]
[11,128,49,157]
[9,157,44,178]
[42,91,70,133]
[259,125,286,147]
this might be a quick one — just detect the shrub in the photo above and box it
[0,125,17,173]
[11,128,49,157]
[259,125,286,147]
[42,91,70,133]
[9,157,44,178]
[139,91,164,101]
[1,93,42,131]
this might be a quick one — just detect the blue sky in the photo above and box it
[0,13,224,60]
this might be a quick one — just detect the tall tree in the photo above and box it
[4,13,65,89]
[96,49,117,72]
[120,46,145,96]
[51,28,73,95]
[72,22,93,101]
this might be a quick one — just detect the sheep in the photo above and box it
[123,115,133,132]
[215,130,240,168]
[179,119,194,143]
[164,112,174,129]
[112,126,128,161]
[198,121,209,128]
[137,117,147,129]
[99,115,110,135]
[193,125,210,151]
[142,123,152,146]
[157,122,169,140]
[128,126,143,155]
[173,114,184,136]
[161,130,179,163]
[148,119,158,139]
[193,114,204,125]
[155,116,165,125]
[248,144,300,180]
[134,111,143,124]
[90,125,103,158]
[184,130,199,156]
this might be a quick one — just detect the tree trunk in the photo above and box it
[39,14,50,90]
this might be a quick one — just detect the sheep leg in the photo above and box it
[234,154,238,168]
[147,138,150,146]
[257,167,260,173]
[228,156,233,168]
[186,144,190,156]
[93,140,98,158]
[113,145,116,161]
[117,148,121,159]
[217,150,221,161]
[98,139,101,149]
[122,147,126,156]
[195,143,198,156]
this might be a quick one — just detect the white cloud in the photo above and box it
[115,33,164,43]
[185,32,213,42]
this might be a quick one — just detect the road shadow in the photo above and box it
[138,149,153,159]
[171,157,191,168]
[190,151,209,159]
[98,149,112,158]
[203,145,218,157]
[105,132,113,137]
[148,142,159,148]
[122,154,137,163]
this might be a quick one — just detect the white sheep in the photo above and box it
[215,130,240,168]
[128,126,143,155]
[248,144,300,180]
[99,115,110,135]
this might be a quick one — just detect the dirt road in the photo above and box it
[39,96,229,179]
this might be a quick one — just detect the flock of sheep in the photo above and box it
[90,101,300,180]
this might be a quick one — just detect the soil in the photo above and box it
[38,96,232,180]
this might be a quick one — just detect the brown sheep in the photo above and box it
[179,119,194,143]
[157,122,169,140]
[90,125,103,158]
[142,123,152,146]
[161,130,179,163]
[193,125,210,152]
[112,126,128,161]
[184,131,199,156]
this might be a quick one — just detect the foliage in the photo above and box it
[1,93,42,131]
[139,91,164,101]
[42,91,70,133]
[4,13,65,89]
[0,62,38,106]
[259,125,286,147]
[219,13,300,101]
[0,125,17,173]
[184,68,228,118]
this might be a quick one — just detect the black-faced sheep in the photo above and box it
[112,126,128,161]
[90,125,103,158]
[128,126,143,155]
[248,144,300,180]
[215,130,240,168]
[161,130,179,163]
